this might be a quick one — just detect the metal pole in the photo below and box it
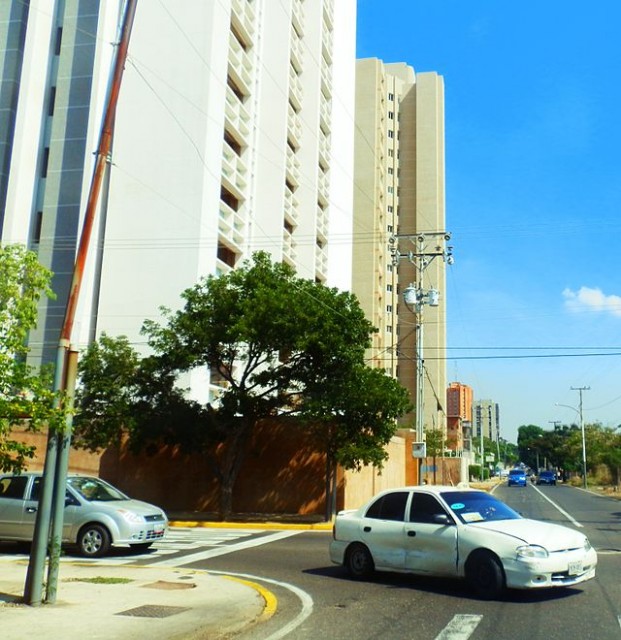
[571,386,589,489]
[24,0,138,605]
[416,315,424,484]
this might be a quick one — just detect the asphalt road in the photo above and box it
[2,484,619,639]
[190,484,621,640]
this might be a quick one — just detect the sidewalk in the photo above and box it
[0,517,330,640]
[0,558,269,640]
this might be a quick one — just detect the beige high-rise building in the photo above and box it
[353,58,448,440]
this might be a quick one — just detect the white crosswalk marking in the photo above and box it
[434,614,483,640]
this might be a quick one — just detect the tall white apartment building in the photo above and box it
[1,0,355,403]
[353,58,448,437]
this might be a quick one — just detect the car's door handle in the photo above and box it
[407,530,416,537]
[363,526,371,532]
[26,507,37,513]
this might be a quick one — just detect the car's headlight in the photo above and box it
[516,545,549,559]
[584,538,592,552]
[117,509,146,524]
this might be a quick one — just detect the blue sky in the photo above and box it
[356,1,621,443]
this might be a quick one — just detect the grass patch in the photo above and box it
[64,576,134,585]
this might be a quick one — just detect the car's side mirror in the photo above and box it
[433,514,453,526]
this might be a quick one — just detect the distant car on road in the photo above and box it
[507,468,527,487]
[537,470,557,486]
[0,473,168,557]
[329,485,597,599]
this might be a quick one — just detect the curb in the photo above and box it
[169,520,333,531]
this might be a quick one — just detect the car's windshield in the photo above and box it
[509,470,524,476]
[440,491,521,524]
[68,477,128,502]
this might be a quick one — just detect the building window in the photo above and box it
[387,224,393,232]
[388,148,394,157]
[388,130,394,138]
[387,186,393,194]
[387,206,393,213]
[386,325,393,333]
[388,111,394,119]
[388,167,393,175]
[387,305,393,313]
[388,92,394,101]
[387,284,393,293]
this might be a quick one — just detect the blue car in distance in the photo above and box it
[537,470,557,485]
[507,468,527,487]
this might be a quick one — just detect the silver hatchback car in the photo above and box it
[0,473,168,557]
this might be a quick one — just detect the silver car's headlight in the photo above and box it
[117,509,146,524]
[584,538,592,552]
[516,545,549,559]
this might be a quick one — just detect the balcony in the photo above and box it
[317,170,330,206]
[228,31,254,96]
[284,185,299,225]
[315,243,328,280]
[320,60,332,99]
[219,199,246,251]
[316,205,328,242]
[289,67,303,111]
[225,85,251,141]
[231,0,255,45]
[222,139,248,196]
[290,29,304,73]
[318,131,330,170]
[321,28,333,65]
[283,229,297,266]
[291,0,304,37]
[286,145,300,187]
[319,95,331,134]
[323,0,334,30]
[287,103,302,149]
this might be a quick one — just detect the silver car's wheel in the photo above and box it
[77,524,111,557]
[345,543,374,579]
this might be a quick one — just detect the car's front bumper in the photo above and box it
[502,547,597,589]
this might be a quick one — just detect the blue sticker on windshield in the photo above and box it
[451,503,465,510]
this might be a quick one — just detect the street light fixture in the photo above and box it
[555,388,590,489]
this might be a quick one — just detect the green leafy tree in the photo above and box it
[0,244,64,472]
[74,252,411,518]
[424,427,448,484]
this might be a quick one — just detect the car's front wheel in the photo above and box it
[77,523,111,557]
[465,550,505,599]
[345,542,374,580]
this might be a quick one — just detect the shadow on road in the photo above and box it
[304,565,585,603]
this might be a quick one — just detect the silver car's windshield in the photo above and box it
[68,477,128,502]
[440,490,521,524]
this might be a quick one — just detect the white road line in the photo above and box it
[434,614,483,640]
[208,569,314,640]
[147,530,302,566]
[529,484,583,528]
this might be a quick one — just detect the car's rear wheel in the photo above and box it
[345,542,374,579]
[77,523,111,557]
[465,550,505,599]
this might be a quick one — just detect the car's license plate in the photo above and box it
[568,560,582,575]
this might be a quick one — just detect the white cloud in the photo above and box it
[563,287,621,317]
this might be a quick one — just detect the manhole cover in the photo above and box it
[143,580,197,590]
[116,605,190,618]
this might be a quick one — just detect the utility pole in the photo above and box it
[391,232,453,485]
[23,0,138,605]
[571,386,590,489]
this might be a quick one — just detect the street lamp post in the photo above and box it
[556,386,590,489]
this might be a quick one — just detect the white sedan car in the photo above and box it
[330,485,597,598]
